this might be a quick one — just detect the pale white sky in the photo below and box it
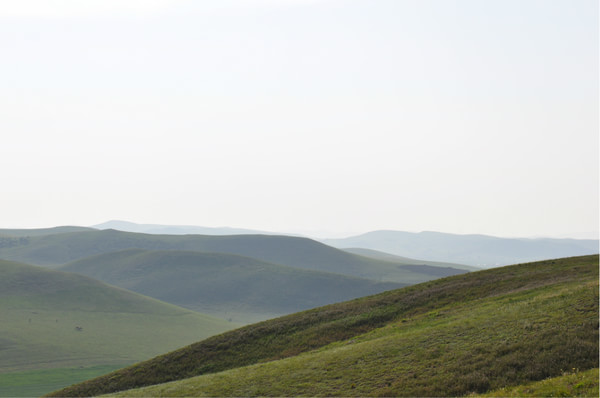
[1,0,598,238]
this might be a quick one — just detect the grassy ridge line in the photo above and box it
[108,278,598,397]
[0,226,94,237]
[47,255,598,397]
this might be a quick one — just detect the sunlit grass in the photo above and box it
[109,276,598,397]
[477,368,599,397]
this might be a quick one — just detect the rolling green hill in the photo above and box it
[48,255,599,397]
[59,249,404,323]
[0,229,468,283]
[0,259,236,396]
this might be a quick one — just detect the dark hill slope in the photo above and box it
[59,249,404,322]
[0,229,467,283]
[0,259,234,374]
[48,255,599,397]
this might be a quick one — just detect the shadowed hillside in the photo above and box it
[60,249,404,323]
[48,255,598,397]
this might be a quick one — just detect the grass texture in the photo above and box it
[50,255,598,397]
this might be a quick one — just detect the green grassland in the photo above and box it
[0,229,468,284]
[59,249,405,323]
[0,365,123,397]
[50,255,599,397]
[0,259,236,395]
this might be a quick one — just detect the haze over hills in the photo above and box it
[3,223,596,268]
[0,258,235,396]
[323,230,599,267]
[93,220,272,236]
[48,255,599,397]
[59,249,405,323]
[342,248,480,271]
[0,229,468,283]
[92,221,600,267]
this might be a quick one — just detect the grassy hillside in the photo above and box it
[60,249,404,323]
[0,229,467,283]
[324,230,599,267]
[49,255,598,397]
[0,259,236,396]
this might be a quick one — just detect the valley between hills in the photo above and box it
[0,224,597,396]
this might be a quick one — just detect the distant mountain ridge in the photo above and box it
[0,226,94,237]
[323,230,599,267]
[93,220,274,236]
[0,229,468,284]
[2,222,596,268]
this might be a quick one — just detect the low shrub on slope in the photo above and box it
[48,255,599,397]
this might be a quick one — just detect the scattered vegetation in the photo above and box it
[49,255,599,397]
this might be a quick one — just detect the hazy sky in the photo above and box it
[1,0,598,238]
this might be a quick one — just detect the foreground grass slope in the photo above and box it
[50,255,599,397]
[60,249,404,322]
[0,229,467,283]
[477,368,599,397]
[0,259,235,396]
